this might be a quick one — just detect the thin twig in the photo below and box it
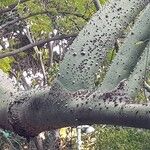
[25,26,47,85]
[48,33,54,68]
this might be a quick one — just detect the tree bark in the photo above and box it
[1,80,150,138]
[0,0,149,139]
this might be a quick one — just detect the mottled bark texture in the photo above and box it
[4,80,150,138]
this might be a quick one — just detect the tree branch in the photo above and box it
[0,10,88,31]
[3,80,150,138]
[0,33,77,59]
[57,0,149,91]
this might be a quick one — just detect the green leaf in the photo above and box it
[0,57,14,73]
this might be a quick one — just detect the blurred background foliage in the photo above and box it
[0,0,150,149]
[95,126,150,150]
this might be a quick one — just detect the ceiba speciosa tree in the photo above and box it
[0,0,150,139]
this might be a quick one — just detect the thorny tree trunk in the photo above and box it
[0,0,149,140]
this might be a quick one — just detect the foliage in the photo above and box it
[95,126,150,150]
[100,0,107,5]
[0,0,17,7]
[0,57,14,73]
